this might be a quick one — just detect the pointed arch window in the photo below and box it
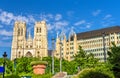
[36,27,41,33]
[18,28,20,36]
[18,51,21,57]
[39,28,41,32]
[37,28,39,33]
[21,28,23,36]
[37,51,40,57]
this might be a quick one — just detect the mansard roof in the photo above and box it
[77,26,120,40]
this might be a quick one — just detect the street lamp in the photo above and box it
[59,32,64,72]
[3,52,7,78]
[102,32,106,62]
[52,37,55,74]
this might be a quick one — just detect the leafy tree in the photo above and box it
[108,43,120,78]
[42,56,78,75]
[0,58,14,74]
[74,46,99,70]
[62,60,78,74]
[16,57,39,74]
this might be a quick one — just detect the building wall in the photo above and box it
[55,29,120,62]
[11,21,48,60]
[55,31,77,61]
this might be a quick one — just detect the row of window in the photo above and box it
[85,48,109,52]
[66,52,74,55]
[81,43,110,48]
[94,52,106,56]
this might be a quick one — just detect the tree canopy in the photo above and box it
[108,43,120,78]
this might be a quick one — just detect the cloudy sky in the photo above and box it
[0,0,120,58]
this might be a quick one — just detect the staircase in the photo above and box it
[52,72,67,78]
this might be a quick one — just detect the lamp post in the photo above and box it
[52,38,55,74]
[3,52,7,78]
[59,32,64,72]
[102,32,106,62]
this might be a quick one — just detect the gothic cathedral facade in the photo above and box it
[11,21,48,60]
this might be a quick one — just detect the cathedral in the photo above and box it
[11,21,48,60]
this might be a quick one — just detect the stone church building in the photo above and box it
[11,21,48,60]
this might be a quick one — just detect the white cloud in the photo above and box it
[86,23,92,28]
[15,15,29,22]
[47,14,53,19]
[92,10,101,16]
[0,41,11,47]
[101,14,114,27]
[47,23,54,30]
[55,14,62,21]
[0,9,36,25]
[2,37,11,40]
[0,30,13,36]
[0,9,70,35]
[103,14,112,20]
[54,21,69,30]
[74,20,86,26]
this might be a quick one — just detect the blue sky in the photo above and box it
[0,0,120,58]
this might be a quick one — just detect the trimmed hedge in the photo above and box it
[30,61,48,66]
[32,74,52,78]
[5,74,21,78]
[77,68,113,78]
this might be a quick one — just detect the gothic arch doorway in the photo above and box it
[26,51,32,57]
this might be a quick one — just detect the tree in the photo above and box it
[42,56,78,75]
[74,46,99,70]
[16,57,40,74]
[108,43,120,78]
[0,58,14,74]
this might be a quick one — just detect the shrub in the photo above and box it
[5,74,21,78]
[30,61,48,66]
[32,73,52,78]
[77,68,113,78]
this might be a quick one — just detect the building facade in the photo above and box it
[55,26,120,61]
[11,21,48,60]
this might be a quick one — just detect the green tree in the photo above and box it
[74,46,99,70]
[0,58,14,74]
[42,56,78,75]
[108,43,120,78]
[16,57,39,74]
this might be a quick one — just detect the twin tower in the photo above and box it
[11,21,48,60]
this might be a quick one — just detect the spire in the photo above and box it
[28,31,32,39]
[69,27,75,38]
[57,32,59,39]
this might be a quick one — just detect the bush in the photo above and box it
[32,73,52,78]
[5,74,21,78]
[77,68,113,78]
[30,61,48,66]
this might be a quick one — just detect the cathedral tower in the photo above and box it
[11,21,26,60]
[33,21,48,58]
